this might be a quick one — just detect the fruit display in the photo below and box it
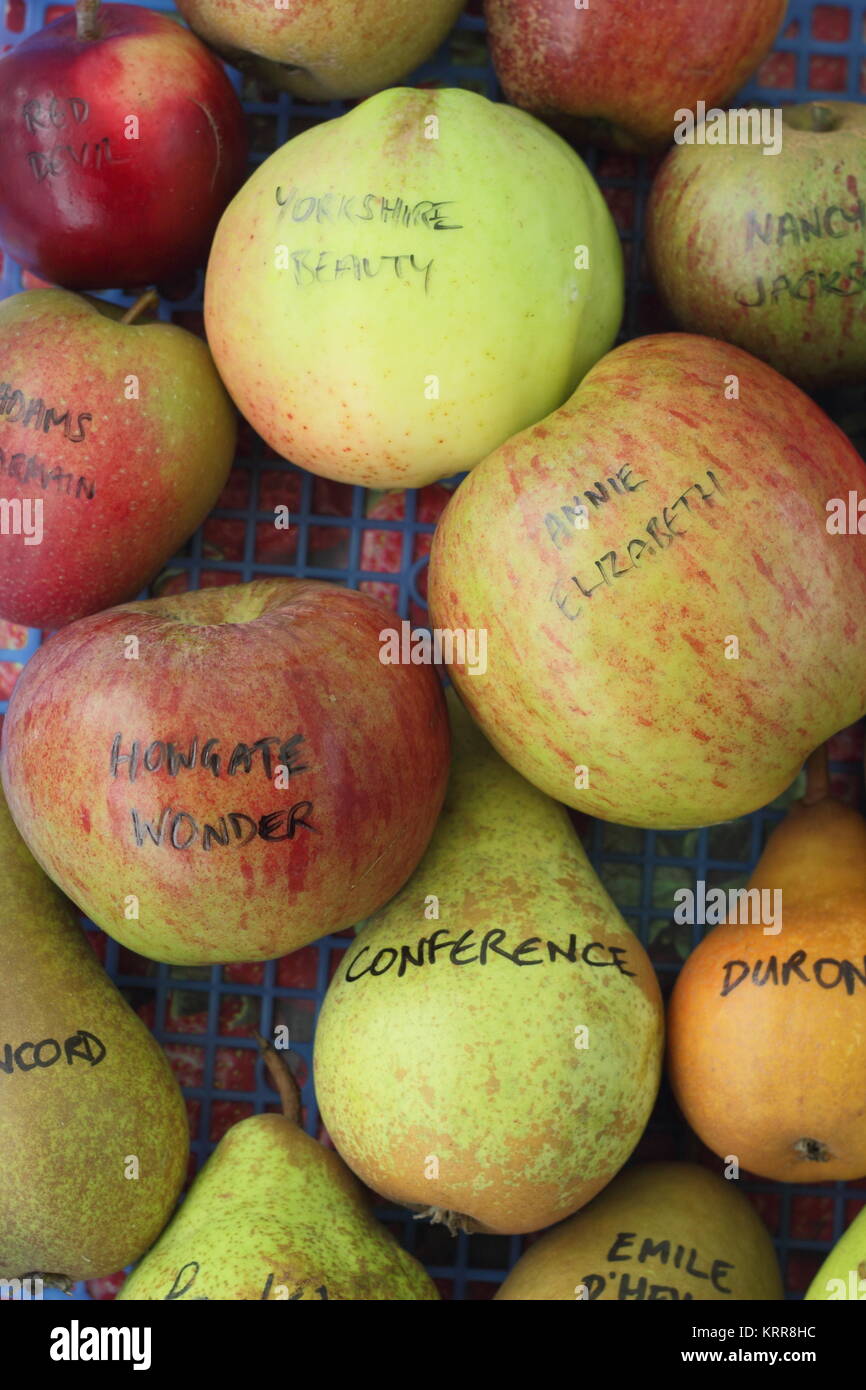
[0,781,188,1285]
[314,695,663,1235]
[0,288,236,629]
[205,85,623,488]
[1,0,865,1321]
[175,0,465,100]
[494,1163,784,1301]
[118,1039,438,1300]
[647,101,866,387]
[0,579,450,965]
[0,1,247,291]
[428,334,866,828]
[668,750,866,1184]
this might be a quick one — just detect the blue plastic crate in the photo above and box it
[2,0,865,1301]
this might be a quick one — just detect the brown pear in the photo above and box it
[0,782,188,1286]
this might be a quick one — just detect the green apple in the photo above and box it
[204,86,624,489]
[647,102,866,388]
[806,1207,866,1300]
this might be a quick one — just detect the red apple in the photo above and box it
[0,0,248,291]
[0,578,450,965]
[0,287,236,630]
[484,0,787,152]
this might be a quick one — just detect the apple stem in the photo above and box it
[810,103,837,134]
[255,1030,301,1124]
[120,290,159,326]
[75,0,103,41]
[802,743,830,806]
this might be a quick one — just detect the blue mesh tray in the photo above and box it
[1,0,865,1300]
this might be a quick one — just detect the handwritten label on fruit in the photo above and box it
[735,198,866,307]
[581,1231,734,1300]
[0,1030,106,1074]
[344,932,636,982]
[0,449,96,501]
[21,95,130,183]
[721,951,866,996]
[1,381,91,442]
[546,468,724,622]
[274,187,463,295]
[110,732,318,854]
[164,1261,329,1300]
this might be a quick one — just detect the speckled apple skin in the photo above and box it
[485,0,786,152]
[0,578,450,965]
[204,86,623,489]
[0,289,236,629]
[314,696,663,1236]
[0,784,188,1283]
[428,334,866,829]
[647,102,866,388]
[118,1111,438,1300]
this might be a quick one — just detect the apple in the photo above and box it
[176,0,464,100]
[646,101,866,389]
[0,578,450,965]
[0,0,247,291]
[0,288,236,631]
[484,0,787,152]
[427,333,866,830]
[205,85,624,489]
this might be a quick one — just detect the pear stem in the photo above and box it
[75,0,103,41]
[120,290,159,326]
[255,1031,301,1124]
[802,743,830,806]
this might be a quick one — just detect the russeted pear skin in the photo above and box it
[806,1206,866,1300]
[118,1050,438,1301]
[313,693,664,1235]
[495,1163,783,1301]
[0,784,188,1285]
[668,778,866,1184]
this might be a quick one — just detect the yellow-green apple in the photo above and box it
[204,86,624,489]
[485,0,786,152]
[0,0,247,291]
[427,333,866,830]
[0,578,450,965]
[647,102,866,388]
[0,288,236,631]
[176,0,464,100]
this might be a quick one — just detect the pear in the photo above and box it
[313,693,664,1236]
[668,748,866,1183]
[495,1163,783,1301]
[118,1038,437,1300]
[806,1206,866,1300]
[0,783,188,1287]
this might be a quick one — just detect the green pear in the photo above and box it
[118,1040,437,1300]
[313,693,664,1236]
[0,783,188,1287]
[806,1207,866,1300]
[205,85,623,489]
[495,1163,783,1301]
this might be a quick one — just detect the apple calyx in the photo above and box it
[120,290,160,326]
[75,0,104,42]
[794,1137,831,1163]
[809,104,839,134]
[255,1032,301,1125]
